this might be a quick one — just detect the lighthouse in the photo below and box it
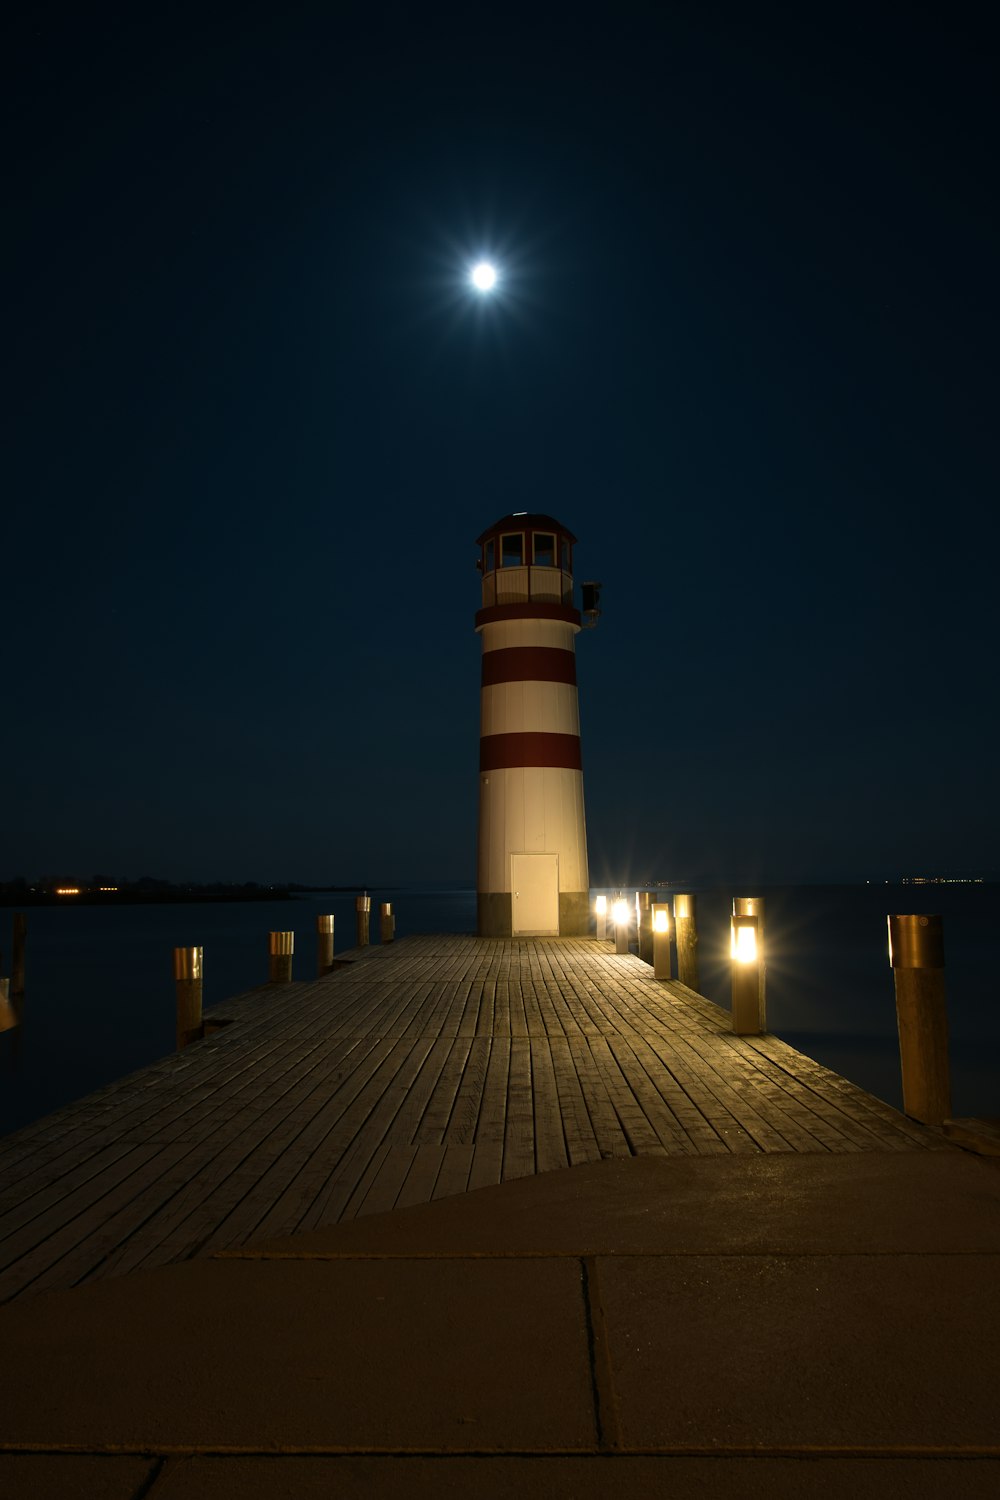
[475,513,594,937]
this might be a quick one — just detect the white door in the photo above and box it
[511,854,559,936]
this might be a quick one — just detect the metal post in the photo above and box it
[317,914,335,976]
[888,914,951,1124]
[652,902,671,980]
[268,931,294,984]
[11,913,26,999]
[731,913,762,1034]
[380,902,395,943]
[355,894,371,948]
[733,896,766,1030]
[174,945,203,1049]
[636,891,654,966]
[674,893,700,992]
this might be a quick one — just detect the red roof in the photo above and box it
[476,514,577,545]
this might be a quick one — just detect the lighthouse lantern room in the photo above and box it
[475,513,592,937]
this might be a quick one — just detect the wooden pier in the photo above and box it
[0,935,951,1303]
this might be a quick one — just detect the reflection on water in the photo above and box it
[1,884,997,1138]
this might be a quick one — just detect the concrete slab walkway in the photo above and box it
[2,1151,999,1498]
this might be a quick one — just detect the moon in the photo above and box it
[470,261,498,292]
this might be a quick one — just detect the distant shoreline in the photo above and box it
[0,887,296,908]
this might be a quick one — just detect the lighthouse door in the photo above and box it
[511,854,560,936]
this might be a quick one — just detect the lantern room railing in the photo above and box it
[481,565,574,608]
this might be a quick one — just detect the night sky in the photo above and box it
[7,3,998,888]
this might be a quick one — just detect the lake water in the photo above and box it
[1,884,997,1138]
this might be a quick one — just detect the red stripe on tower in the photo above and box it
[479,732,583,772]
[481,647,578,687]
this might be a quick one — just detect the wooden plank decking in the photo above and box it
[0,935,951,1302]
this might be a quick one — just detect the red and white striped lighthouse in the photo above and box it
[475,513,591,937]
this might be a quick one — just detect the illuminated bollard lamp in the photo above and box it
[888,913,951,1124]
[652,902,671,980]
[612,897,630,955]
[594,894,607,942]
[732,896,766,1031]
[730,914,763,1034]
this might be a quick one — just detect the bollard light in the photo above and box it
[612,897,630,955]
[731,917,758,963]
[652,902,671,980]
[730,913,762,1034]
[595,893,607,941]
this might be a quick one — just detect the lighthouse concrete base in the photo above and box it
[477,892,591,939]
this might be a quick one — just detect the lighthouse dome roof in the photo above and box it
[476,513,577,545]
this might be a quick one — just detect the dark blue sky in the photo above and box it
[6,2,998,886]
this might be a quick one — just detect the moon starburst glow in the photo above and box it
[470,260,498,292]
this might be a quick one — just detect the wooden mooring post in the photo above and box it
[173,946,203,1049]
[613,896,629,955]
[888,913,951,1125]
[636,891,654,965]
[651,902,671,979]
[317,914,335,975]
[269,931,294,984]
[379,902,395,943]
[356,894,371,948]
[674,893,700,992]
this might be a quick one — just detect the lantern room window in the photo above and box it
[484,538,495,572]
[560,536,571,571]
[533,533,556,567]
[501,533,524,567]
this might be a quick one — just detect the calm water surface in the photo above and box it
[1,885,997,1137]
